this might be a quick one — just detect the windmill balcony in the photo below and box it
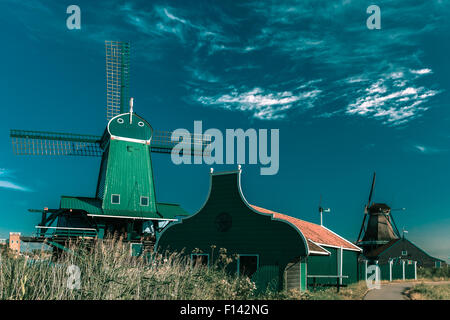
[35,226,98,239]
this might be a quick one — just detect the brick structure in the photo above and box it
[9,232,21,253]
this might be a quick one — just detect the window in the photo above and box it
[237,255,259,278]
[401,250,407,256]
[140,196,149,206]
[111,194,120,204]
[191,254,209,267]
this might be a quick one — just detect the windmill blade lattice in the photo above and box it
[105,40,130,121]
[10,129,103,157]
[151,130,212,156]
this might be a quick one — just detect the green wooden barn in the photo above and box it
[364,237,446,268]
[156,169,362,292]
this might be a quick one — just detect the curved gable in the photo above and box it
[156,170,308,267]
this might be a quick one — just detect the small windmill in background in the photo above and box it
[356,172,405,253]
[318,195,331,226]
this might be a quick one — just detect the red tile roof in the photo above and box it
[250,205,362,252]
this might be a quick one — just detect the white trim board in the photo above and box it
[87,214,177,221]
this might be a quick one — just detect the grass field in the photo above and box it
[407,283,450,300]
[0,240,369,300]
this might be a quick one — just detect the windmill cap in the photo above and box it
[368,203,391,212]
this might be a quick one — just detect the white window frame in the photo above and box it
[140,196,149,207]
[111,194,120,204]
[401,250,407,256]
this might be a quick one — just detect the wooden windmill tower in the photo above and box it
[9,41,209,254]
[356,172,401,253]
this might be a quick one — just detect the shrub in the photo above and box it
[417,266,449,281]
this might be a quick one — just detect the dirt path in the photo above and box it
[364,281,450,300]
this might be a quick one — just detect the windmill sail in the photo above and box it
[105,41,130,121]
[151,130,212,156]
[10,129,103,157]
[357,172,376,242]
[10,129,211,157]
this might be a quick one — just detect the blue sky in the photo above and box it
[0,0,449,262]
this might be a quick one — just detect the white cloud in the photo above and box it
[196,86,321,120]
[0,181,32,192]
[410,68,433,75]
[162,8,187,24]
[346,70,439,126]
[0,168,32,192]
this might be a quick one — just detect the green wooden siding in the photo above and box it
[379,263,391,281]
[342,249,359,284]
[156,172,308,292]
[307,247,338,286]
[60,196,103,215]
[102,139,157,217]
[392,263,403,280]
[358,261,367,281]
[307,247,360,286]
[405,262,416,279]
[156,203,189,219]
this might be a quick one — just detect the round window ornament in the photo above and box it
[215,212,232,232]
[117,118,124,124]
[138,121,144,127]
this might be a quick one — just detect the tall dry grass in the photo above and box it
[0,239,257,300]
[0,239,373,300]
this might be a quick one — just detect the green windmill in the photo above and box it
[10,41,208,255]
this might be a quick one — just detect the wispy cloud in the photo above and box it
[0,168,32,192]
[345,70,440,126]
[0,181,32,192]
[3,0,444,125]
[195,85,322,120]
[226,0,445,125]
[412,144,446,154]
